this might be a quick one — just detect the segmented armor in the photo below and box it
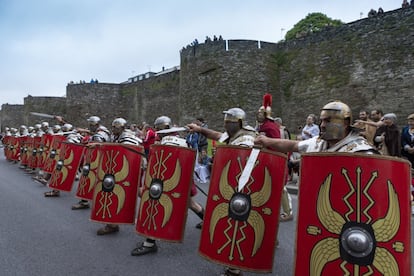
[113,129,141,145]
[90,126,110,142]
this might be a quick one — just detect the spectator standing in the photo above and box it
[401,113,414,165]
[402,0,409,8]
[275,117,291,140]
[374,113,401,156]
[142,124,156,157]
[196,117,208,152]
[301,114,320,140]
[186,128,199,150]
[370,109,384,123]
[368,9,377,17]
[194,148,212,185]
[353,109,376,145]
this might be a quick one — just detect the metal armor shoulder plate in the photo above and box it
[118,130,141,145]
[161,136,188,147]
[66,133,82,144]
[93,126,110,142]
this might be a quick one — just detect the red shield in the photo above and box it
[2,136,10,159]
[90,143,144,224]
[37,134,54,170]
[75,146,100,200]
[48,142,85,192]
[3,136,9,159]
[28,136,41,169]
[294,153,412,276]
[7,136,20,161]
[19,136,29,165]
[2,136,8,159]
[25,136,35,168]
[135,144,196,242]
[198,145,287,273]
[43,135,66,174]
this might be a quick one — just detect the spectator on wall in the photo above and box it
[402,0,409,8]
[368,9,377,17]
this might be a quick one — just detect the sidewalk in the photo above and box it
[286,181,299,195]
[286,172,299,195]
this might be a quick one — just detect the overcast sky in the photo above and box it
[0,0,399,105]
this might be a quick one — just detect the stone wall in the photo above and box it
[179,7,414,132]
[0,96,67,130]
[1,7,413,133]
[65,83,122,128]
[24,96,67,126]
[64,69,180,128]
[120,69,180,127]
[179,40,278,128]
[271,7,414,132]
[0,104,25,131]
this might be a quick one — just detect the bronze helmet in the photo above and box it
[320,101,352,141]
[320,101,352,122]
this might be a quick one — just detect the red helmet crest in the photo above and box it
[259,93,273,119]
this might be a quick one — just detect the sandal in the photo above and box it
[131,242,158,256]
[44,190,60,197]
[96,225,119,236]
[221,268,242,276]
[280,213,293,222]
[35,178,48,185]
[71,201,90,210]
[96,225,119,235]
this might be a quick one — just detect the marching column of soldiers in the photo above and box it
[1,97,412,276]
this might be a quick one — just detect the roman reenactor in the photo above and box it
[93,118,142,235]
[255,101,411,275]
[132,115,203,255]
[71,116,110,209]
[188,108,286,275]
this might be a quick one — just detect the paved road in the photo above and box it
[0,150,412,276]
[0,151,297,276]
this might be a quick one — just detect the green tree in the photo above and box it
[285,12,343,40]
